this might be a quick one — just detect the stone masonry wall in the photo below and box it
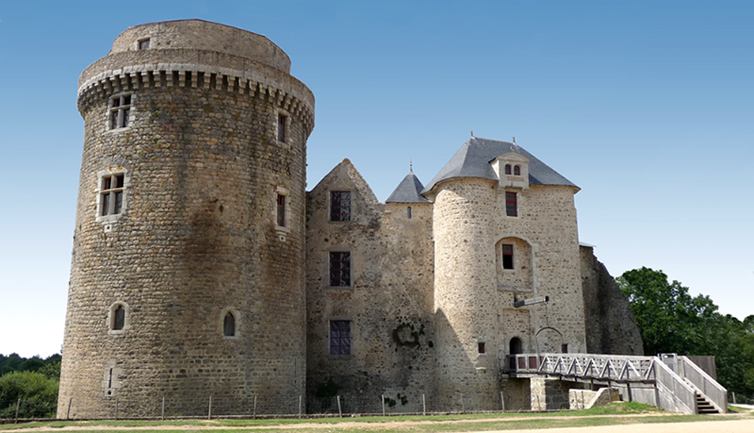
[305,161,435,413]
[580,246,643,355]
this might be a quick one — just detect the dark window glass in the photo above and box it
[510,337,523,354]
[329,251,351,286]
[223,312,235,337]
[330,191,351,221]
[122,95,131,105]
[505,192,517,217]
[101,194,111,216]
[114,192,123,214]
[277,194,286,227]
[478,342,486,354]
[502,244,513,269]
[504,164,511,175]
[100,174,125,216]
[330,320,351,355]
[113,305,125,330]
[110,95,132,129]
[114,174,124,188]
[407,206,412,219]
[561,343,568,353]
[514,165,521,176]
[277,114,287,142]
[138,39,150,50]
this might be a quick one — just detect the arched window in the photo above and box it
[504,164,512,175]
[513,165,521,176]
[223,312,236,337]
[407,206,412,219]
[113,305,125,330]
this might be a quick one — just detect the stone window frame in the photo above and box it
[274,186,290,231]
[328,249,352,288]
[220,307,241,339]
[137,38,150,50]
[108,93,134,131]
[276,110,289,143]
[107,301,130,335]
[95,168,130,227]
[328,319,352,356]
[329,190,352,222]
[502,244,514,270]
[505,191,518,217]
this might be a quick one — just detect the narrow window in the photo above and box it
[407,206,412,219]
[329,320,351,355]
[223,312,236,337]
[329,251,351,286]
[478,342,486,354]
[330,191,351,222]
[504,164,512,175]
[138,38,150,50]
[100,173,125,216]
[110,94,132,129]
[514,165,521,176]
[502,244,514,270]
[112,305,125,330]
[505,191,517,217]
[561,343,568,353]
[276,193,286,227]
[277,114,287,142]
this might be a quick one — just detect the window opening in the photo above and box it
[112,305,125,330]
[478,342,486,354]
[514,165,521,176]
[407,206,412,219]
[330,320,351,355]
[277,114,287,142]
[223,312,236,337]
[502,244,514,270]
[110,94,132,129]
[138,38,150,50]
[505,191,518,217]
[329,251,351,286]
[510,337,523,354]
[561,343,568,353]
[276,193,286,227]
[330,191,351,221]
[504,164,511,175]
[100,173,125,216]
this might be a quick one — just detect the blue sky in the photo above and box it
[0,1,752,357]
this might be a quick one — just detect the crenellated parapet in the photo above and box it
[77,62,315,134]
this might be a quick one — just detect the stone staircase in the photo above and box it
[696,392,720,414]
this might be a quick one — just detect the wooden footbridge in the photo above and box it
[506,353,727,415]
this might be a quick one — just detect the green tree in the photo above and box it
[0,371,59,418]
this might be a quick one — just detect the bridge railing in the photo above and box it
[507,353,656,382]
[677,356,727,413]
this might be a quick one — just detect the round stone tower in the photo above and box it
[429,178,501,410]
[59,20,314,418]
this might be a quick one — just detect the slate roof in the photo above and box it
[386,171,431,203]
[422,137,578,194]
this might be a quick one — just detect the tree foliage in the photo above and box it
[619,267,754,399]
[0,354,61,418]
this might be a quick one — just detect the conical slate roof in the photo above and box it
[386,171,430,203]
[422,137,578,193]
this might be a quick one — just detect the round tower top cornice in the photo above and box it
[110,19,290,71]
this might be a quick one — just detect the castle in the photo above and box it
[59,19,642,418]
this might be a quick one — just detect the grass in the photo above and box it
[1,403,751,433]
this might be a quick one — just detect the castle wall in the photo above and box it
[59,20,313,418]
[305,162,435,413]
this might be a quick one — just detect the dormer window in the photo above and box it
[505,164,512,175]
[492,153,529,190]
[514,165,521,176]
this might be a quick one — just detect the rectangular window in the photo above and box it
[138,38,150,50]
[100,173,125,216]
[330,320,351,355]
[561,343,568,353]
[110,94,132,129]
[329,251,351,286]
[478,342,486,354]
[276,193,286,227]
[505,191,518,217]
[330,191,351,221]
[277,114,287,142]
[502,244,514,270]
